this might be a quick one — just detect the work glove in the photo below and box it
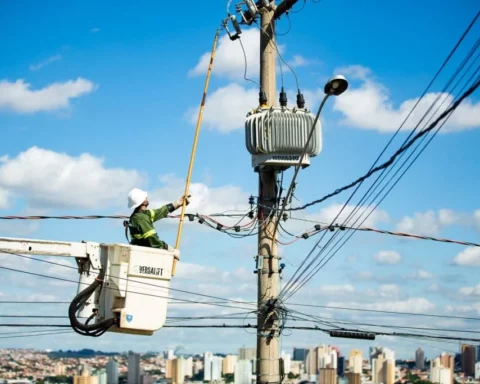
[173,194,191,209]
[167,245,181,260]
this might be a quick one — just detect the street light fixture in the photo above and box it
[324,74,349,96]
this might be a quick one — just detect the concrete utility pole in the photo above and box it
[257,2,299,384]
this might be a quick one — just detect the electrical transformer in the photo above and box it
[245,106,322,170]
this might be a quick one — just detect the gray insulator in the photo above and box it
[245,107,322,156]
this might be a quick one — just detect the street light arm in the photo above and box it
[271,92,331,243]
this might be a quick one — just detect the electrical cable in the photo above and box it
[254,18,300,90]
[283,10,480,213]
[238,36,261,88]
[0,249,257,310]
[282,65,480,302]
[0,263,256,312]
[279,30,480,301]
[280,75,480,302]
[0,323,477,342]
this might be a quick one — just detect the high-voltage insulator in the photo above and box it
[245,106,323,170]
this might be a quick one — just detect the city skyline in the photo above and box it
[1,0,479,358]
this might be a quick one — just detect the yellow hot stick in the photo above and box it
[171,29,220,277]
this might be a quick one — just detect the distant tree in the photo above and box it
[223,373,234,383]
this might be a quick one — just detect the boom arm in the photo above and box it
[0,236,101,269]
[0,236,103,324]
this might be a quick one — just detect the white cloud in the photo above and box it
[175,262,218,281]
[395,209,461,236]
[452,247,480,267]
[459,282,480,297]
[188,29,262,80]
[288,55,312,68]
[474,209,480,231]
[148,174,250,227]
[0,77,96,113]
[304,203,389,228]
[0,146,144,210]
[29,54,62,71]
[378,284,401,297]
[318,284,356,295]
[373,250,402,265]
[0,188,8,209]
[186,83,258,133]
[332,65,480,133]
[327,297,435,313]
[427,283,440,292]
[413,269,433,279]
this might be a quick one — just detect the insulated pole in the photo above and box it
[171,29,220,277]
[256,2,299,384]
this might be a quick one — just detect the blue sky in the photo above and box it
[0,0,480,361]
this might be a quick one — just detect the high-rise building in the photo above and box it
[305,347,317,375]
[235,360,253,384]
[293,348,308,361]
[317,345,337,370]
[106,357,119,384]
[462,344,476,377]
[369,347,375,365]
[477,345,480,362]
[170,356,194,384]
[204,352,223,381]
[430,357,453,384]
[475,362,480,379]
[318,367,337,384]
[337,356,345,376]
[349,350,362,374]
[346,372,361,384]
[372,348,395,384]
[281,351,292,375]
[127,351,142,384]
[239,348,256,360]
[77,364,92,376]
[416,348,425,370]
[93,369,107,384]
[73,377,99,384]
[223,355,238,375]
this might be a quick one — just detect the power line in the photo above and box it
[285,219,480,247]
[279,75,480,302]
[284,79,480,213]
[1,249,256,310]
[287,302,480,321]
[0,263,256,312]
[282,68,480,301]
[0,323,478,342]
[278,15,480,301]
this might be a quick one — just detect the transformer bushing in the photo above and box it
[245,106,323,170]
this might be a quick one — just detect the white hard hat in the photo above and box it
[128,188,148,210]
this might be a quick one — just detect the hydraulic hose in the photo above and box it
[68,268,117,337]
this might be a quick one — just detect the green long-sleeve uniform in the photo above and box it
[128,203,175,249]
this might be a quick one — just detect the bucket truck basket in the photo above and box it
[97,243,174,336]
[0,237,176,337]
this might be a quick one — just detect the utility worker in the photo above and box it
[125,188,191,257]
